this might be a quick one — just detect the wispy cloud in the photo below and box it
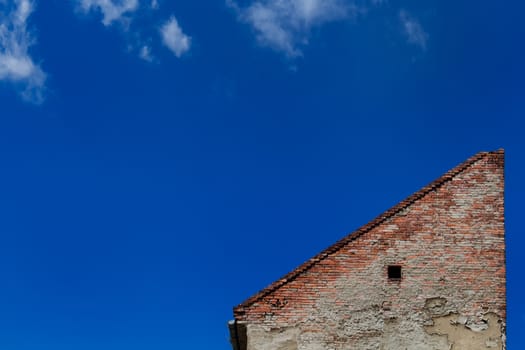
[76,1,191,60]
[139,44,153,62]
[400,10,428,50]
[0,0,46,103]
[229,1,431,58]
[160,16,191,57]
[228,0,352,57]
[77,0,139,26]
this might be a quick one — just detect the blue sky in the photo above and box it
[0,0,523,349]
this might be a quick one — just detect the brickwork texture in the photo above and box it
[229,150,505,350]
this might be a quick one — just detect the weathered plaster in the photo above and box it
[426,312,505,350]
[246,326,299,350]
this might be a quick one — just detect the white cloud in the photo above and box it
[78,0,139,26]
[0,0,46,103]
[160,16,191,57]
[228,0,352,57]
[75,0,153,61]
[76,1,190,62]
[400,10,427,50]
[139,44,153,61]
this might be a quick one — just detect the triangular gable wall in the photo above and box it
[232,151,505,350]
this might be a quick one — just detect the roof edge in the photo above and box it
[234,150,503,315]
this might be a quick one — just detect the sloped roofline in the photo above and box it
[234,149,504,314]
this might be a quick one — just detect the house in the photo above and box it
[229,150,506,350]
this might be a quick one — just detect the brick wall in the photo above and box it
[230,150,505,350]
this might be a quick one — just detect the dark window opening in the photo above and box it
[388,265,402,280]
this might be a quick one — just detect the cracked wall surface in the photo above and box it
[426,312,504,350]
[232,151,506,350]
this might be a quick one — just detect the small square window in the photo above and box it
[388,265,402,280]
